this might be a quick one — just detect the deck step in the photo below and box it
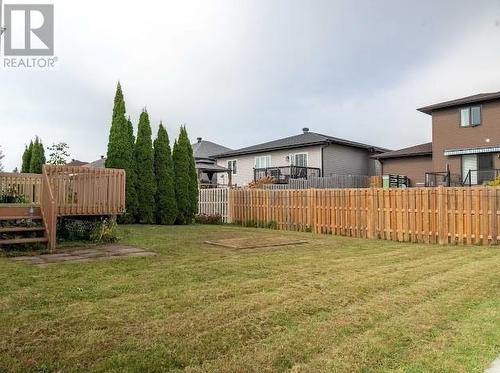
[0,227,45,233]
[0,206,43,220]
[0,237,48,245]
[0,215,42,221]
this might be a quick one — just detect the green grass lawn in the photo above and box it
[0,225,499,372]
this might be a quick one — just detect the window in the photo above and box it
[460,106,481,127]
[291,153,308,167]
[255,155,271,169]
[227,160,237,175]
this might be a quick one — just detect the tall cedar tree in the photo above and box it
[124,117,139,222]
[172,139,187,224]
[29,137,45,174]
[173,126,198,224]
[153,123,177,224]
[134,110,156,223]
[183,127,199,217]
[105,83,137,222]
[21,141,33,173]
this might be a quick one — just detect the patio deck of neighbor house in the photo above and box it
[0,165,126,250]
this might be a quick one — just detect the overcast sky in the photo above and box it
[1,0,500,171]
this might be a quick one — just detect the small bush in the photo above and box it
[0,187,27,204]
[248,176,277,189]
[487,176,500,186]
[194,214,223,225]
[57,216,118,243]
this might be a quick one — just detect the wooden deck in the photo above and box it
[0,165,126,250]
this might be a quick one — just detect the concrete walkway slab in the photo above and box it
[486,357,500,373]
[9,244,155,266]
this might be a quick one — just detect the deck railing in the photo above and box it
[44,165,126,216]
[254,166,321,184]
[0,172,42,203]
[40,168,57,250]
[0,166,126,250]
[463,169,500,186]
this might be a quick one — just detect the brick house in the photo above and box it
[374,92,500,186]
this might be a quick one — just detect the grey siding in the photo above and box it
[368,158,382,176]
[322,143,375,176]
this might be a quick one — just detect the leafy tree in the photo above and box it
[29,137,45,174]
[21,141,33,173]
[153,122,177,224]
[173,126,198,224]
[134,110,156,223]
[47,142,70,165]
[0,145,4,172]
[105,82,137,223]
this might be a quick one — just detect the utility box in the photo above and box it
[383,175,408,188]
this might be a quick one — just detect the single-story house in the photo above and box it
[213,128,388,186]
[373,143,432,187]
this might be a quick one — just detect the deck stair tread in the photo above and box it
[0,215,42,220]
[0,227,45,233]
[0,237,48,245]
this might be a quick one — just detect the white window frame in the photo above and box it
[460,106,481,127]
[290,152,308,167]
[227,159,237,175]
[254,155,271,169]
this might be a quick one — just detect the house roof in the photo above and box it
[192,138,232,160]
[214,130,389,158]
[66,159,88,167]
[86,157,106,168]
[372,142,432,160]
[417,91,500,115]
[195,160,230,172]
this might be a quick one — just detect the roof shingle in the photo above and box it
[192,140,232,160]
[214,131,389,158]
[372,142,432,159]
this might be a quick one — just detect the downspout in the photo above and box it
[320,143,329,177]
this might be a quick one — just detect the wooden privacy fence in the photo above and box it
[198,188,230,222]
[44,165,126,216]
[230,187,500,245]
[0,172,42,203]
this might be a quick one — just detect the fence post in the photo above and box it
[367,187,376,239]
[489,188,497,245]
[437,186,447,244]
[228,188,234,223]
[307,188,315,232]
